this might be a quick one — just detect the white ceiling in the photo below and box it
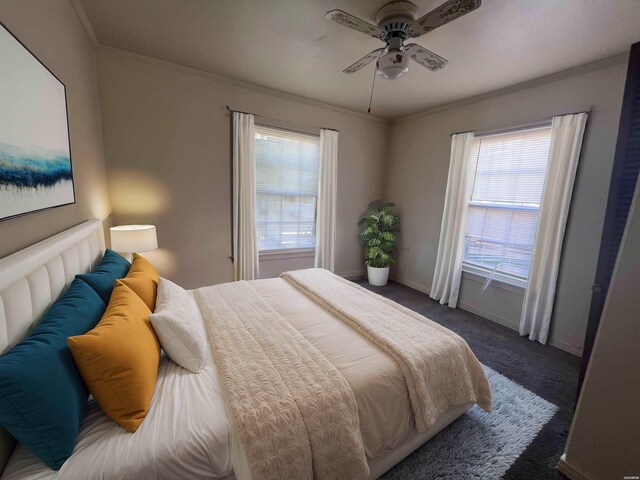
[79,0,640,119]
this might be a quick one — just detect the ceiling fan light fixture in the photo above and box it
[377,50,409,80]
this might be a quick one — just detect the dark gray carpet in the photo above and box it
[356,279,580,479]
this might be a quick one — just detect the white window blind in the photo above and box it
[254,125,320,251]
[464,125,552,281]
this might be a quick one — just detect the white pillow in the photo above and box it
[154,276,187,313]
[149,277,207,373]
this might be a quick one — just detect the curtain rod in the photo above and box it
[449,109,591,137]
[225,106,340,133]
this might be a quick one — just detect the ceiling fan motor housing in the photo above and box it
[375,1,418,79]
[376,1,419,40]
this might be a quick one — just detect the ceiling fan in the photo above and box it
[326,0,482,81]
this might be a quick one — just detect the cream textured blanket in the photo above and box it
[281,269,492,432]
[195,281,369,480]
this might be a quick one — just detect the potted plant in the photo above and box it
[358,201,400,286]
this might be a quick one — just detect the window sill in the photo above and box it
[461,263,527,292]
[259,248,315,261]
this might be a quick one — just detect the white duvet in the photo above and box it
[1,348,233,480]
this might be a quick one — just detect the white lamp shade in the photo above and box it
[110,225,158,253]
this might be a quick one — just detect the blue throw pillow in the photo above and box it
[76,249,130,304]
[0,279,106,470]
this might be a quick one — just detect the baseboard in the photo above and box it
[457,300,521,331]
[548,338,582,357]
[337,270,365,281]
[389,275,431,295]
[392,276,582,357]
[392,275,520,331]
[557,454,593,480]
[457,301,582,356]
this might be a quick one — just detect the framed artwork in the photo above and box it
[0,21,75,221]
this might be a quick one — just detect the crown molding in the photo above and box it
[70,0,386,123]
[97,45,389,125]
[69,0,98,48]
[392,53,629,124]
[66,0,628,126]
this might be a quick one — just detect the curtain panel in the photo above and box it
[232,112,259,281]
[430,132,475,307]
[519,113,588,343]
[314,129,339,271]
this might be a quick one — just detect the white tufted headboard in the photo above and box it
[0,219,105,473]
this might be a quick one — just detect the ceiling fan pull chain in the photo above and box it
[368,59,379,113]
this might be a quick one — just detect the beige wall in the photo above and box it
[98,48,626,353]
[560,180,640,480]
[97,50,388,288]
[2,1,620,357]
[385,61,627,355]
[0,0,112,258]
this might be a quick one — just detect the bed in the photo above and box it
[0,219,490,480]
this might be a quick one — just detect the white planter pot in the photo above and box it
[367,265,390,286]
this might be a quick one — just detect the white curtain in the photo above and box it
[232,112,259,281]
[519,113,588,343]
[430,132,476,307]
[314,129,339,271]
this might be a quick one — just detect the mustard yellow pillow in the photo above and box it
[68,281,160,432]
[119,254,159,311]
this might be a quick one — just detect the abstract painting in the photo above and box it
[0,22,74,221]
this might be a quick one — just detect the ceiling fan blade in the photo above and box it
[410,0,481,37]
[326,10,386,40]
[343,48,385,74]
[405,44,448,71]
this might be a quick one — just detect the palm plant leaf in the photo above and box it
[358,201,401,268]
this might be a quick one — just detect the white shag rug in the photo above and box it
[380,366,558,479]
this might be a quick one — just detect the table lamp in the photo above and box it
[110,225,158,261]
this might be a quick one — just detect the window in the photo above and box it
[463,125,552,284]
[254,125,320,251]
